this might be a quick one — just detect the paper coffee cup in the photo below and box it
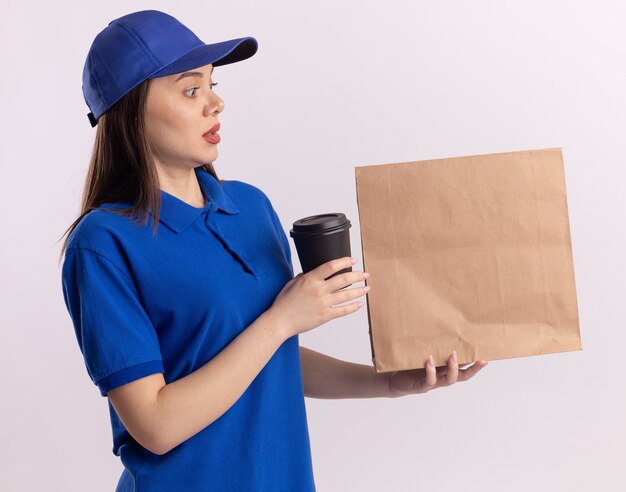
[290,213,353,288]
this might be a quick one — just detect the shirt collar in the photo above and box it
[150,166,239,234]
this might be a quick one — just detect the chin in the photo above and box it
[199,152,218,166]
[196,147,218,160]
[206,150,218,162]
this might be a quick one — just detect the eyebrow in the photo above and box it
[175,66,214,82]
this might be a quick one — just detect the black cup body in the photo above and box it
[290,213,352,288]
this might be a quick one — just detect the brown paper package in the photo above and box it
[354,148,582,372]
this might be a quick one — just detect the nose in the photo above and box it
[203,89,224,117]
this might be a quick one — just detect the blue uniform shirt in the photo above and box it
[61,166,316,491]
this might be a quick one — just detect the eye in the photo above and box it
[183,82,219,98]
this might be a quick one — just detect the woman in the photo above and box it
[59,9,487,491]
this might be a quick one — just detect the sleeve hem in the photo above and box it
[96,359,165,397]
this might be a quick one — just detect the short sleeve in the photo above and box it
[61,247,164,397]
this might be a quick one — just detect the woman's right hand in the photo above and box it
[268,256,370,339]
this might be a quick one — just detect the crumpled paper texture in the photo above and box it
[355,148,582,372]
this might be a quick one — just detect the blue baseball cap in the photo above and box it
[83,10,258,127]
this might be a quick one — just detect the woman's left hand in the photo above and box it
[387,351,488,397]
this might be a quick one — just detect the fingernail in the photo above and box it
[452,350,457,362]
[363,272,370,278]
[351,258,358,264]
[428,355,434,367]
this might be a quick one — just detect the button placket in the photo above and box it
[204,211,258,280]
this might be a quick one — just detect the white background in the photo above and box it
[1,1,625,490]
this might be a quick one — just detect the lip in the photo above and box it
[203,133,220,144]
[203,123,220,136]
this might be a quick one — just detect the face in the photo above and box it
[144,63,224,171]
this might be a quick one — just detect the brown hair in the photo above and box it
[56,78,222,265]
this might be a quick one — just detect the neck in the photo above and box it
[155,163,205,208]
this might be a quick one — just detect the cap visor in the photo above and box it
[150,37,258,78]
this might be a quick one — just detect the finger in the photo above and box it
[327,298,364,320]
[446,351,459,385]
[420,355,437,391]
[329,283,369,307]
[458,360,489,382]
[327,269,368,292]
[430,365,458,391]
[315,257,356,282]
[433,372,452,389]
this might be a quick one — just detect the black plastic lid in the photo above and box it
[290,213,351,237]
